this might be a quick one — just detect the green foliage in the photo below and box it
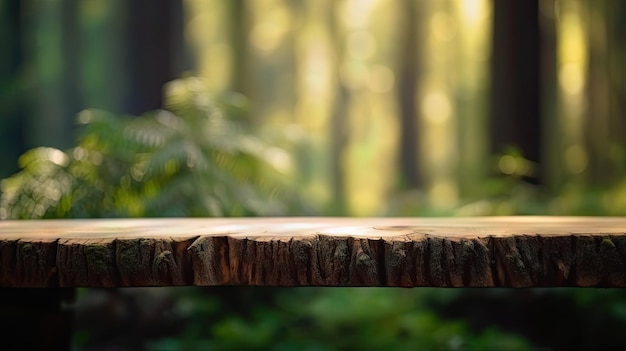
[1,77,309,219]
[147,288,533,351]
[386,147,626,217]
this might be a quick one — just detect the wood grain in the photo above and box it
[1,217,626,287]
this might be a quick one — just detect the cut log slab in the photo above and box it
[1,217,626,287]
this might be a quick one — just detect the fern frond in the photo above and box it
[1,76,315,219]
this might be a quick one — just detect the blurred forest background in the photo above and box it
[2,0,626,350]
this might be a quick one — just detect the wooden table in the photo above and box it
[2,216,626,288]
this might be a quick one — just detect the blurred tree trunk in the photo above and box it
[25,1,75,151]
[583,1,624,185]
[608,2,626,179]
[228,0,250,96]
[395,0,421,189]
[60,0,81,137]
[171,0,194,75]
[125,0,185,115]
[539,0,560,192]
[490,0,541,183]
[0,0,27,178]
[78,0,127,113]
[583,1,608,185]
[329,2,348,214]
[32,0,79,151]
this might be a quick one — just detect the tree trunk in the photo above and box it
[608,2,626,179]
[584,1,626,186]
[539,0,561,192]
[60,0,81,138]
[228,0,250,96]
[124,0,184,115]
[395,0,421,189]
[0,0,27,178]
[490,0,541,183]
[328,2,349,215]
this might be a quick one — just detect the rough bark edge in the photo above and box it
[2,234,626,287]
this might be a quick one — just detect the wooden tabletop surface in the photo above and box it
[1,216,626,288]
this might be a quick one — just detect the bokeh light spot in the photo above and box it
[421,92,452,124]
[559,63,584,95]
[498,155,517,175]
[368,65,395,93]
[430,12,456,41]
[565,145,588,174]
[347,30,377,59]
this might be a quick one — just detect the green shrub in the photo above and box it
[1,77,308,219]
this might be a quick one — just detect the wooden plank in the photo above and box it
[1,217,626,287]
